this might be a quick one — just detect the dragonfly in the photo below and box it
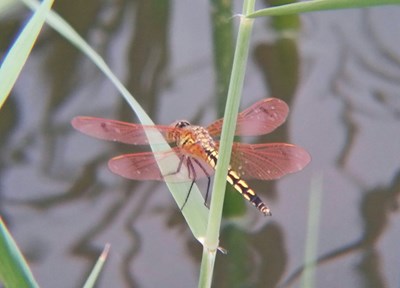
[71,98,311,216]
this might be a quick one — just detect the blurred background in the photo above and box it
[1,1,400,287]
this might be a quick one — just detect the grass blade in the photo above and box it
[198,0,256,286]
[248,0,400,17]
[0,0,54,109]
[0,0,18,15]
[300,174,323,288]
[0,218,39,288]
[83,244,111,288]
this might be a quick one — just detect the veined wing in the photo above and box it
[108,148,215,182]
[225,142,311,180]
[207,98,289,137]
[71,116,175,145]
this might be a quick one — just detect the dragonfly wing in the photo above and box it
[227,142,311,180]
[207,98,289,137]
[108,148,215,182]
[71,116,174,145]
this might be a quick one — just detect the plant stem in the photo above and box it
[198,0,255,287]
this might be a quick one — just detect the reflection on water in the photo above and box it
[1,2,400,288]
[282,169,400,287]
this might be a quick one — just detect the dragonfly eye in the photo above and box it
[174,120,191,128]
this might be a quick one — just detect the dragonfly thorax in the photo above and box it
[167,121,217,157]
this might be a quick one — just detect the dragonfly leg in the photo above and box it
[177,157,212,212]
[192,158,211,208]
[180,180,195,212]
[180,158,197,211]
[203,177,211,208]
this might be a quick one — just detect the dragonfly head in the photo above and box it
[172,120,191,128]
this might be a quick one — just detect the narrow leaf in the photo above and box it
[0,217,39,288]
[83,244,111,288]
[0,0,54,109]
[248,0,400,17]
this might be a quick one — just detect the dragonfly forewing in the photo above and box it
[71,116,175,145]
[207,98,289,137]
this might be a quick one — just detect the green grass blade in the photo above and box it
[205,0,255,251]
[198,1,256,286]
[0,0,54,110]
[21,0,208,240]
[248,0,400,17]
[198,248,216,288]
[0,218,39,288]
[83,244,110,288]
[300,174,323,288]
[0,0,18,15]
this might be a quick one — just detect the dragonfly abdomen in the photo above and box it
[227,169,271,216]
[204,147,271,216]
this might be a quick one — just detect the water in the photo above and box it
[1,3,400,288]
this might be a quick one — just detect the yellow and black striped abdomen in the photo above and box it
[226,169,271,216]
[204,147,271,216]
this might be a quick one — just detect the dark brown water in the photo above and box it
[1,2,400,288]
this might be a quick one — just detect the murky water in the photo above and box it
[1,2,400,288]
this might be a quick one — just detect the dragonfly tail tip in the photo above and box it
[262,208,272,216]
